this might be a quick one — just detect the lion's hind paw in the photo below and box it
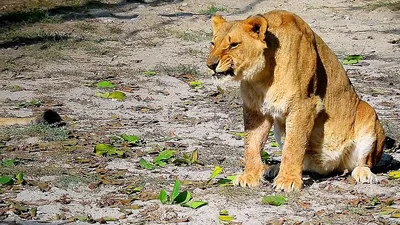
[351,166,378,184]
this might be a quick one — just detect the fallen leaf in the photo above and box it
[183,201,207,209]
[262,195,288,206]
[139,158,154,170]
[96,81,115,88]
[173,191,191,204]
[37,182,51,192]
[343,55,362,65]
[0,176,14,185]
[388,170,400,179]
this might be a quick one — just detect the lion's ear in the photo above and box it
[243,15,268,43]
[212,15,226,32]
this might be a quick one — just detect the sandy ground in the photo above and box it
[0,0,399,224]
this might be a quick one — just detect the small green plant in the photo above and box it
[16,99,42,108]
[371,196,381,206]
[159,180,191,205]
[159,180,207,208]
[262,195,288,206]
[207,166,223,184]
[173,149,204,166]
[200,3,227,16]
[138,149,176,170]
[0,171,24,185]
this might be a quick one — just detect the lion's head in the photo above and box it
[207,15,268,81]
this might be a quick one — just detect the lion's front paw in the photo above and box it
[233,165,265,187]
[233,173,262,187]
[273,175,302,192]
[351,166,378,184]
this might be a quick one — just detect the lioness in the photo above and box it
[207,10,385,192]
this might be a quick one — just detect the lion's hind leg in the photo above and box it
[350,101,385,184]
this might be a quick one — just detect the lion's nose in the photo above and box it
[207,61,218,71]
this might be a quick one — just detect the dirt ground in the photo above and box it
[0,0,399,224]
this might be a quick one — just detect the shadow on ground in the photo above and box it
[0,0,182,27]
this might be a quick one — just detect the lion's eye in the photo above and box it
[210,42,215,48]
[229,42,240,49]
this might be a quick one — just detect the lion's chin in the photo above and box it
[212,68,235,79]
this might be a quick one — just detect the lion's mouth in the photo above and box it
[213,68,235,78]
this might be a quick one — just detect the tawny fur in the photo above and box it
[207,10,385,192]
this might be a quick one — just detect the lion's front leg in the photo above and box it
[234,106,273,187]
[273,102,316,192]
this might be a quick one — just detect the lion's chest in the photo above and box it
[241,84,289,119]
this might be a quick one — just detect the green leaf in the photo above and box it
[139,158,154,170]
[234,132,246,138]
[191,149,198,163]
[343,55,362,65]
[171,180,181,202]
[379,206,398,215]
[261,151,270,162]
[0,176,14,185]
[96,81,115,88]
[115,150,125,157]
[174,191,191,204]
[207,166,223,183]
[1,159,17,167]
[143,71,156,76]
[218,175,237,186]
[102,217,118,221]
[388,170,400,179]
[159,189,168,204]
[94,144,116,156]
[371,196,381,206]
[391,213,400,218]
[16,171,24,182]
[96,91,126,100]
[262,195,288,206]
[120,134,140,145]
[183,201,207,209]
[219,210,235,222]
[270,141,279,147]
[108,91,126,100]
[183,153,190,161]
[153,150,176,165]
[189,80,203,89]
